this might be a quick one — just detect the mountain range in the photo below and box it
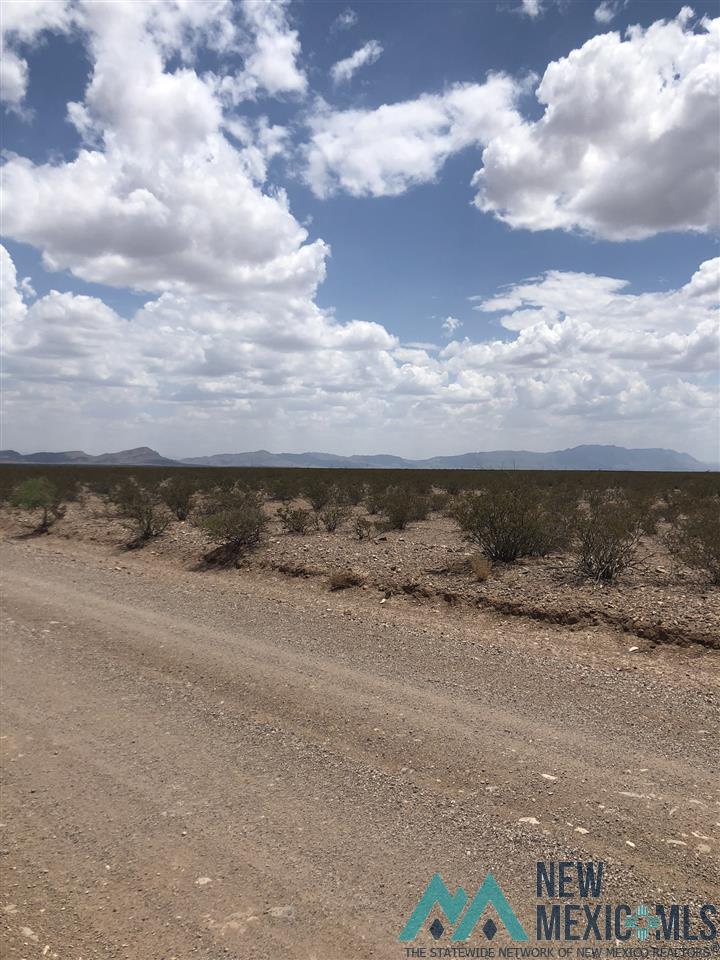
[0,444,715,471]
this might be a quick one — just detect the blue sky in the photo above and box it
[1,0,718,458]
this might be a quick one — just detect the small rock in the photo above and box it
[195,876,212,886]
[541,773,558,782]
[267,905,295,920]
[518,816,540,825]
[575,827,590,835]
[625,840,636,848]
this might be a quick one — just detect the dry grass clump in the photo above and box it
[470,553,493,582]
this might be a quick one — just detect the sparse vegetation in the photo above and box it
[195,488,267,565]
[377,486,430,530]
[318,496,351,532]
[665,498,720,584]
[159,474,198,520]
[10,477,66,534]
[353,516,376,541]
[110,479,172,548]
[573,494,645,582]
[277,504,316,535]
[451,482,564,562]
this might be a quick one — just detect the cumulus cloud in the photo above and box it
[3,239,717,458]
[330,39,383,84]
[304,76,520,198]
[1,3,718,459]
[229,0,307,100]
[305,10,720,239]
[1,1,321,300]
[474,8,720,238]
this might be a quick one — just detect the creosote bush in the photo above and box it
[665,499,720,585]
[10,477,66,534]
[195,488,267,566]
[159,474,198,520]
[377,486,430,530]
[277,505,316,535]
[319,497,351,532]
[451,483,564,562]
[110,479,172,548]
[573,495,645,582]
[353,516,376,541]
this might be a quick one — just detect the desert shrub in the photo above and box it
[377,486,430,530]
[305,480,332,512]
[430,491,450,513]
[573,495,645,582]
[319,497,351,532]
[277,505,316,535]
[665,499,720,584]
[195,488,267,565]
[470,553,493,582]
[110,479,172,548]
[346,482,367,506]
[10,477,66,534]
[353,516,376,541]
[451,484,563,562]
[159,474,198,520]
[328,569,365,590]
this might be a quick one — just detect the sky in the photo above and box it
[0,0,718,461]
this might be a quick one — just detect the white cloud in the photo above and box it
[1,2,321,300]
[474,9,720,238]
[230,0,307,100]
[3,240,717,459]
[1,4,717,460]
[594,1,623,24]
[331,8,358,32]
[442,316,462,337]
[304,76,520,198]
[330,39,383,84]
[305,10,720,240]
[520,0,543,18]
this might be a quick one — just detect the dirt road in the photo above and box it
[1,537,718,959]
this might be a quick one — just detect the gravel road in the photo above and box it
[1,537,718,959]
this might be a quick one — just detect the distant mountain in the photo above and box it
[181,444,710,471]
[0,446,178,466]
[0,444,713,471]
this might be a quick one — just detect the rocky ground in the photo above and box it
[1,493,718,649]
[0,530,718,959]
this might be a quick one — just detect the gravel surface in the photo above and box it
[0,534,718,959]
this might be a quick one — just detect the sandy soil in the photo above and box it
[0,530,718,959]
